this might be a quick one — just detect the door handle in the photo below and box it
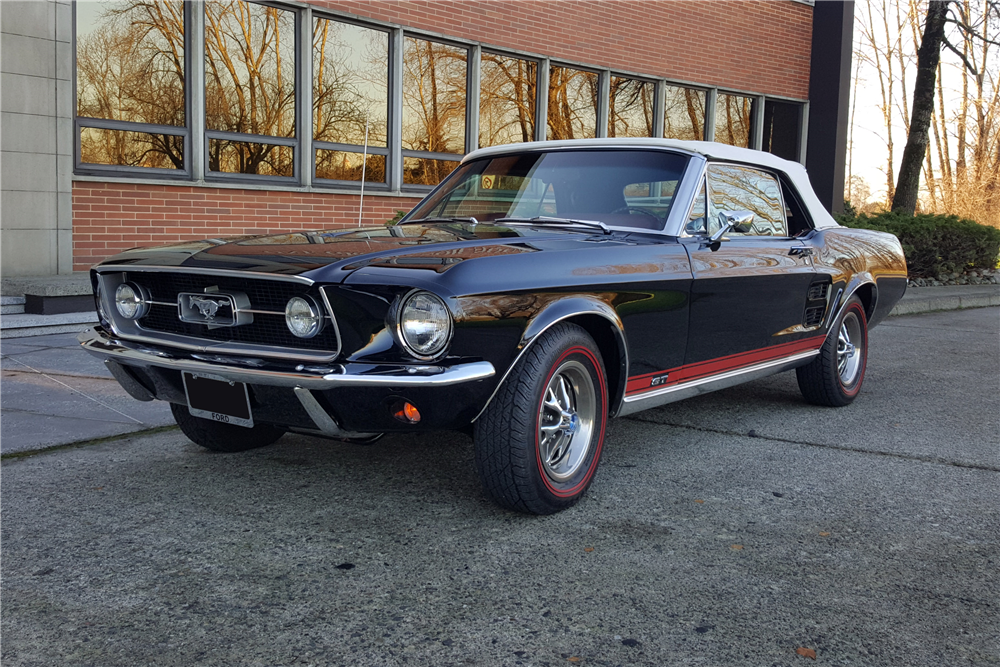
[789,246,814,257]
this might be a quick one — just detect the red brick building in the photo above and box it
[0,0,854,276]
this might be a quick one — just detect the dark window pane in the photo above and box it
[80,127,184,169]
[402,38,467,154]
[547,66,598,140]
[313,19,388,148]
[205,1,295,137]
[76,0,186,126]
[209,139,293,176]
[403,157,459,186]
[480,53,537,146]
[763,100,802,161]
[664,85,704,140]
[715,93,753,148]
[315,150,386,182]
[609,77,654,138]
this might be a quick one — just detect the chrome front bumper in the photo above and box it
[77,326,496,391]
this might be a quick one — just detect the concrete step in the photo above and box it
[1,296,26,315]
[1,311,98,339]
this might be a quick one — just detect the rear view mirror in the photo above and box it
[708,210,755,242]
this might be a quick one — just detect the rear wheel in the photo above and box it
[474,323,608,514]
[170,403,283,452]
[797,296,868,407]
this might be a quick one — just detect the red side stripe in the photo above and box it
[625,335,825,396]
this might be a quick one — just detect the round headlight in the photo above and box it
[398,291,452,359]
[114,282,147,320]
[285,296,323,338]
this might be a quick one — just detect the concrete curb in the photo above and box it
[888,285,1000,317]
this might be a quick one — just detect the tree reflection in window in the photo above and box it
[402,37,467,155]
[313,19,388,148]
[664,85,704,140]
[479,53,536,146]
[547,66,598,140]
[205,1,295,174]
[715,93,752,148]
[609,76,654,138]
[76,0,185,168]
[707,164,786,236]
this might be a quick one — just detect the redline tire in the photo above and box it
[474,323,608,514]
[170,402,284,452]
[796,296,869,407]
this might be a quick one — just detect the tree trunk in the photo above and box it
[892,0,950,214]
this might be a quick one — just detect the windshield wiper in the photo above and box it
[495,216,612,235]
[400,216,479,225]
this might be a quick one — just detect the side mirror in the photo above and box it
[708,210,755,242]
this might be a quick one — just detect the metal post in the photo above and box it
[535,59,549,141]
[704,89,717,142]
[653,81,666,138]
[466,44,481,152]
[190,1,205,182]
[597,70,610,138]
[389,28,404,192]
[298,4,313,188]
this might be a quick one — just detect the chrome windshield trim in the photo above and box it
[95,265,315,285]
[78,327,495,390]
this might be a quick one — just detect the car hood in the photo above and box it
[96,222,634,283]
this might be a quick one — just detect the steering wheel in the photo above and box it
[611,206,661,221]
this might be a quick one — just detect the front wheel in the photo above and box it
[796,296,868,406]
[170,403,284,452]
[474,323,608,514]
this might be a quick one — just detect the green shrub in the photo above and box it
[834,211,1000,278]
[385,210,408,226]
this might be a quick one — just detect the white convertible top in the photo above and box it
[464,138,840,230]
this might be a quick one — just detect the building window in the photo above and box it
[75,0,187,173]
[715,92,754,148]
[763,99,802,161]
[663,85,705,140]
[205,1,296,178]
[609,76,655,138]
[547,65,598,140]
[479,52,537,147]
[313,18,389,184]
[402,37,467,186]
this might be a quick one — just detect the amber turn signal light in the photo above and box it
[392,401,421,424]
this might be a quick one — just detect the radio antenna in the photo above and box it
[358,114,370,228]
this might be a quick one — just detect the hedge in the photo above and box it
[834,211,1000,278]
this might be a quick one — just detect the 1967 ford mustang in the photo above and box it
[79,138,907,514]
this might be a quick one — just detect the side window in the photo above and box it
[706,164,787,236]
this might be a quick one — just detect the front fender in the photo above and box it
[472,296,630,420]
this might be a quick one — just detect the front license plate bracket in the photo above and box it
[182,372,254,428]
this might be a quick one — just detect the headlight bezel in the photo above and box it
[113,281,149,320]
[284,295,325,339]
[393,289,454,361]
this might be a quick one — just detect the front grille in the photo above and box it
[121,271,339,355]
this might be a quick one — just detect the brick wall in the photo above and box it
[323,0,813,99]
[72,184,422,270]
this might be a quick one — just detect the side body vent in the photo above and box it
[802,280,832,329]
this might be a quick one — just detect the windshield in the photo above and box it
[405,149,689,232]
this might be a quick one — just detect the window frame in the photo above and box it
[203,0,301,185]
[73,0,193,180]
[310,12,393,191]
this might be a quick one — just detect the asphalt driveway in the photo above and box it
[2,308,997,666]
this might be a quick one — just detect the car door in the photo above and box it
[682,163,823,373]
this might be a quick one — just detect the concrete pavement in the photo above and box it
[2,307,997,666]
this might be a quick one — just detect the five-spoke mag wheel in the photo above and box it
[474,323,607,514]
[797,296,869,407]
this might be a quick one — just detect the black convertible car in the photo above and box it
[79,139,907,514]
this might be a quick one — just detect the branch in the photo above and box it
[941,35,981,75]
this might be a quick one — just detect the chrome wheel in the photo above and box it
[837,311,863,385]
[538,360,596,482]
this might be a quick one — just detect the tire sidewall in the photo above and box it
[529,339,608,505]
[835,300,868,398]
